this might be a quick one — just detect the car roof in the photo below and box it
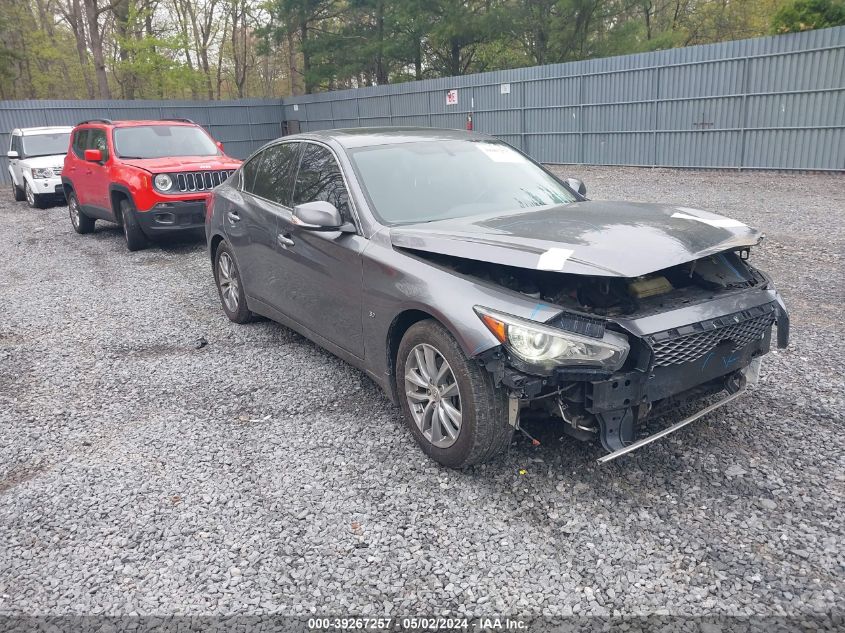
[289,127,496,149]
[17,126,74,135]
[73,120,199,128]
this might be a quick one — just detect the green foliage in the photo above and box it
[772,0,845,32]
[0,0,837,99]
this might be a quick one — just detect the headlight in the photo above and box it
[31,168,53,179]
[154,174,173,191]
[474,306,629,373]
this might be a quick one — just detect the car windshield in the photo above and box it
[347,139,578,224]
[21,132,70,158]
[113,125,219,159]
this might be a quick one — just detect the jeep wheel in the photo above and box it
[68,191,95,234]
[214,241,253,324]
[12,182,25,202]
[119,198,149,251]
[25,181,45,209]
[396,320,512,469]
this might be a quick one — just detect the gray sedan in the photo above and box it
[206,128,789,468]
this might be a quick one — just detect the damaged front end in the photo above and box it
[463,249,790,462]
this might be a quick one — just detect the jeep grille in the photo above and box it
[176,170,235,192]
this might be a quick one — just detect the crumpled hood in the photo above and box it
[390,201,762,277]
[20,154,65,170]
[120,156,241,172]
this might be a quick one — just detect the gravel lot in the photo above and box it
[0,167,843,619]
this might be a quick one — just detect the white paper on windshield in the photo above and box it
[537,247,574,271]
[672,209,746,228]
[476,143,525,163]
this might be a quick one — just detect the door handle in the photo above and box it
[85,169,93,175]
[277,233,295,249]
[226,211,240,223]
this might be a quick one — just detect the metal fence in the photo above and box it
[0,98,283,184]
[1,26,842,184]
[283,26,845,171]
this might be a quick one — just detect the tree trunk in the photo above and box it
[83,0,111,97]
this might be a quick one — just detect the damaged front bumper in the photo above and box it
[480,293,790,462]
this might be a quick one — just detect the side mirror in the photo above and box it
[7,150,18,159]
[84,149,103,162]
[292,201,354,232]
[566,177,587,197]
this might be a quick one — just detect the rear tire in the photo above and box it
[396,320,512,469]
[12,182,25,202]
[119,198,149,252]
[214,241,253,324]
[68,191,95,234]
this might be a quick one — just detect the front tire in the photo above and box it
[12,182,25,202]
[396,320,512,469]
[214,241,253,324]
[119,198,149,252]
[68,191,95,234]
[25,181,45,208]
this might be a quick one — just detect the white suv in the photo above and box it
[7,126,73,208]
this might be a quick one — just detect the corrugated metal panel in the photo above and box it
[583,69,655,104]
[358,96,391,118]
[524,106,580,133]
[393,115,431,127]
[331,99,358,119]
[744,128,845,169]
[524,77,579,108]
[583,132,653,165]
[475,110,521,135]
[656,131,742,167]
[582,103,654,132]
[391,92,429,116]
[746,90,844,128]
[659,59,744,99]
[658,97,743,131]
[279,26,843,170]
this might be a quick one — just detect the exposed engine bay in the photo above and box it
[418,247,766,318]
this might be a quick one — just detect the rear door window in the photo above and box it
[292,143,351,222]
[251,143,300,206]
[240,153,262,194]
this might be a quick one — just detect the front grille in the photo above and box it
[175,170,235,192]
[647,304,776,367]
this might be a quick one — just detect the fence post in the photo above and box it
[652,65,661,167]
[578,71,584,165]
[519,80,526,152]
[738,56,750,170]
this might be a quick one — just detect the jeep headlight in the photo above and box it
[31,168,53,179]
[154,173,173,191]
[475,306,629,373]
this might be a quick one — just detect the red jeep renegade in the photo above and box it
[62,119,241,250]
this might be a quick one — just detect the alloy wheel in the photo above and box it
[25,182,35,206]
[217,251,240,313]
[404,343,463,448]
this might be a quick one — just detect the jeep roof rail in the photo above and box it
[76,119,113,125]
[160,118,195,123]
